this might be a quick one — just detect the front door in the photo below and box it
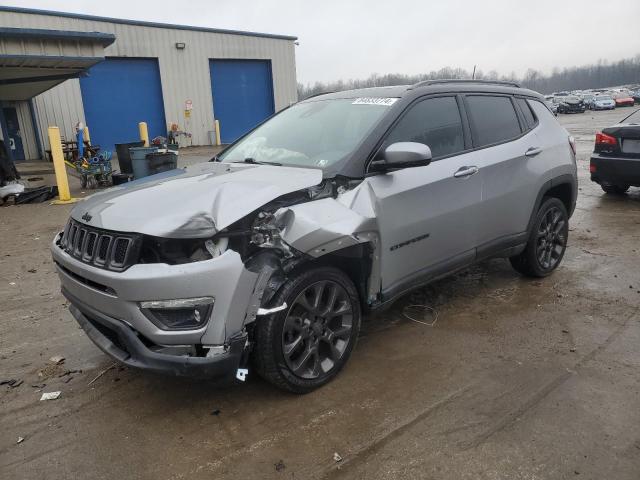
[364,95,481,297]
[2,107,25,160]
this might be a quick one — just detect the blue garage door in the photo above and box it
[80,58,166,152]
[210,60,275,143]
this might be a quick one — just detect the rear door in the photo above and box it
[463,94,540,251]
[364,95,481,296]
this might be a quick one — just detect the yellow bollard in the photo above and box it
[83,125,91,145]
[49,126,78,205]
[214,120,221,146]
[139,122,149,147]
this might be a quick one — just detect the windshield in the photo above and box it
[218,98,394,170]
[598,96,612,101]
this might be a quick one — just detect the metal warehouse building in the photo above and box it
[0,6,298,161]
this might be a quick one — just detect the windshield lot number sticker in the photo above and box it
[352,97,398,106]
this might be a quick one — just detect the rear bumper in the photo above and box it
[590,154,640,186]
[65,287,246,380]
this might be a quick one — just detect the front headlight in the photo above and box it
[140,297,214,330]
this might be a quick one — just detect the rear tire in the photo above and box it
[601,184,629,195]
[510,197,569,278]
[253,266,361,394]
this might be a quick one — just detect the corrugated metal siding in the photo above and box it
[0,10,298,155]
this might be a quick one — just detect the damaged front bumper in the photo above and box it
[51,232,267,379]
[65,289,247,380]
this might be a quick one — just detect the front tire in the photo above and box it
[510,198,569,278]
[253,266,361,393]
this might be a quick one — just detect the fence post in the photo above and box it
[139,122,149,147]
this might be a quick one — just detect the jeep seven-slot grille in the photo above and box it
[59,219,140,272]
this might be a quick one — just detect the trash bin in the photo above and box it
[115,141,144,175]
[146,152,178,176]
[129,146,159,179]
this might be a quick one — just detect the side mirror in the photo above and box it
[382,142,432,170]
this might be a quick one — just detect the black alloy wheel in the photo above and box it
[510,197,569,277]
[253,267,361,393]
[281,280,353,379]
[534,205,567,271]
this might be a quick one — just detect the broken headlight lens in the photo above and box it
[140,297,214,330]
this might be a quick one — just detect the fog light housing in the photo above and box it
[140,297,214,330]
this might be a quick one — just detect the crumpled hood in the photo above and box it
[70,162,323,238]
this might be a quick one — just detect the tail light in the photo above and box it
[595,132,617,146]
[568,136,576,156]
[589,163,596,173]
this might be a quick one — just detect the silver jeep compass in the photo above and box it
[52,80,578,393]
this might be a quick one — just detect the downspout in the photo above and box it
[28,99,43,160]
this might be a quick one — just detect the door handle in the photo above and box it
[453,166,479,178]
[525,146,543,157]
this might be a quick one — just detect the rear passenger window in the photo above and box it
[385,96,464,159]
[515,98,537,129]
[466,95,522,147]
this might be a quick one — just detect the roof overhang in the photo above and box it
[0,27,116,101]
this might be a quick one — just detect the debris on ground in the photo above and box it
[59,369,82,378]
[40,391,61,401]
[16,436,25,444]
[49,356,65,365]
[570,348,577,353]
[402,304,438,326]
[31,383,46,389]
[87,363,116,386]
[211,409,221,416]
[274,460,286,472]
[333,452,343,462]
[27,268,37,273]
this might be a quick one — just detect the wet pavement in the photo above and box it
[1,108,639,479]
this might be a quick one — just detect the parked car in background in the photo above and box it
[614,95,635,107]
[51,80,578,392]
[545,100,558,115]
[592,95,616,110]
[632,90,640,104]
[581,94,596,109]
[590,108,640,194]
[557,96,586,114]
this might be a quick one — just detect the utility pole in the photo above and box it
[472,65,477,80]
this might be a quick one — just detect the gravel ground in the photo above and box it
[1,107,639,479]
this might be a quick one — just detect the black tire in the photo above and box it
[601,184,629,195]
[510,197,569,278]
[253,266,361,394]
[80,175,87,189]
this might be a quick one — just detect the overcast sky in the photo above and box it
[4,0,640,84]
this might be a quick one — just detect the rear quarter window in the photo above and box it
[465,95,522,147]
[515,98,537,130]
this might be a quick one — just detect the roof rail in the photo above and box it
[410,79,521,89]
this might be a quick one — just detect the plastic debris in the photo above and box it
[17,437,25,444]
[0,182,25,199]
[40,391,61,401]
[236,368,248,382]
[333,452,343,462]
[274,460,286,472]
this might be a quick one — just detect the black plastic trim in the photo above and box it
[63,288,245,380]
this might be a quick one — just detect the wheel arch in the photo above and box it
[526,174,576,236]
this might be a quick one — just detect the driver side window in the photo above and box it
[385,96,465,159]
